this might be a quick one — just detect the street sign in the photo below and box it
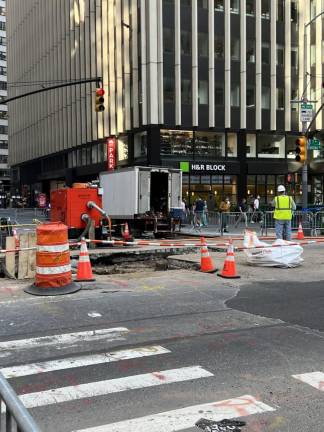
[300,103,313,122]
[308,138,321,150]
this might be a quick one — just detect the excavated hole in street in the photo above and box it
[71,249,200,275]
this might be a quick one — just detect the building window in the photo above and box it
[0,22,5,31]
[0,126,7,134]
[161,130,193,156]
[0,66,6,76]
[198,32,208,57]
[198,0,208,8]
[0,140,8,149]
[231,84,240,107]
[0,37,6,46]
[227,133,237,157]
[246,0,255,15]
[258,134,285,158]
[231,38,240,61]
[181,79,192,104]
[247,134,256,158]
[215,0,224,11]
[262,0,270,19]
[215,35,224,59]
[0,52,6,61]
[0,81,6,90]
[310,0,316,19]
[277,0,284,21]
[230,0,239,13]
[286,135,300,159]
[246,39,255,63]
[262,42,270,64]
[291,47,298,68]
[215,85,224,105]
[247,86,255,108]
[262,87,270,109]
[291,1,298,23]
[181,0,191,6]
[277,88,284,110]
[181,30,191,56]
[0,8,5,16]
[0,155,7,164]
[163,28,174,54]
[198,80,208,105]
[195,132,225,157]
[117,136,128,163]
[291,88,298,111]
[277,44,284,66]
[164,76,174,103]
[0,111,7,119]
[134,132,147,159]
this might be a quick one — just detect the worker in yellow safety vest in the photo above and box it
[272,185,296,241]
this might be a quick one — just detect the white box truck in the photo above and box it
[100,167,182,236]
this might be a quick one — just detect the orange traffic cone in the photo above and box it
[218,239,240,279]
[76,238,95,282]
[200,237,217,273]
[122,222,133,242]
[296,222,305,240]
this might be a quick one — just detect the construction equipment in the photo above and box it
[50,183,112,241]
[100,166,182,237]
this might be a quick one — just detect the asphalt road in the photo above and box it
[0,270,324,431]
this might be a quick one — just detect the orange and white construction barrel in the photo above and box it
[25,222,80,296]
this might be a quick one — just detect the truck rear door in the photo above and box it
[169,171,182,209]
[138,170,151,214]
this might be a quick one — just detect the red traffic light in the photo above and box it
[96,88,105,97]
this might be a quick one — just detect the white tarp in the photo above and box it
[243,231,304,268]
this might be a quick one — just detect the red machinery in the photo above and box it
[51,184,111,239]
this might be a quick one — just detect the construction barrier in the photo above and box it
[261,210,315,237]
[220,211,264,236]
[24,222,80,296]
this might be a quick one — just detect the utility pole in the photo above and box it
[301,24,308,210]
[301,11,324,210]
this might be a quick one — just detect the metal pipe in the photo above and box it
[0,372,42,432]
[87,201,107,217]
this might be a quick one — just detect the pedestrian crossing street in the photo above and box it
[0,326,323,431]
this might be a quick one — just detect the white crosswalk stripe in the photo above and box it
[0,327,129,353]
[1,345,170,378]
[1,366,213,412]
[292,371,324,391]
[72,395,275,432]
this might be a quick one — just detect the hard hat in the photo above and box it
[277,185,286,193]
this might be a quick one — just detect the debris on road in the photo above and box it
[196,417,246,431]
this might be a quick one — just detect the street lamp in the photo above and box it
[301,11,324,210]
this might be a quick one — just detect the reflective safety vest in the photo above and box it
[273,195,293,220]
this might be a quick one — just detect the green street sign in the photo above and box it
[301,103,313,110]
[180,161,189,173]
[308,138,321,150]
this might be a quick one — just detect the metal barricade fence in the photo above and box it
[262,210,315,236]
[0,371,42,431]
[219,211,264,235]
[314,211,324,235]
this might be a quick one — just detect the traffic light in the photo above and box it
[95,88,105,112]
[295,136,307,162]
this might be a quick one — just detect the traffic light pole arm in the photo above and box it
[2,77,102,104]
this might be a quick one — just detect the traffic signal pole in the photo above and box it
[301,11,324,210]
[302,27,308,210]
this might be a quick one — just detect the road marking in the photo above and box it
[72,394,275,432]
[292,371,324,391]
[8,366,212,410]
[0,327,129,352]
[1,345,170,378]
